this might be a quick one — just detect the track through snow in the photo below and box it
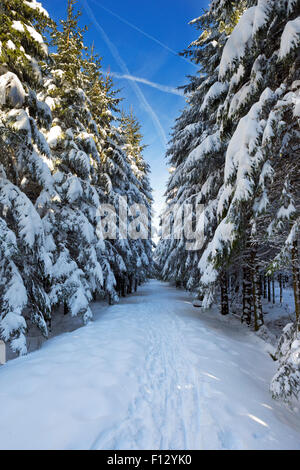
[0,280,300,450]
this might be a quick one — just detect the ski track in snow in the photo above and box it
[0,280,300,450]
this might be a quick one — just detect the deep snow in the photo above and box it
[0,280,299,450]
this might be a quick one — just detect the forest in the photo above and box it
[0,0,153,355]
[0,0,299,450]
[155,0,300,401]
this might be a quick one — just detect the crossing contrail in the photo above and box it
[89,0,198,69]
[110,72,185,97]
[82,0,168,147]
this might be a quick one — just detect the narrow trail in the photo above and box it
[0,280,300,450]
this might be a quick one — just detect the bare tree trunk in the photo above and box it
[220,271,229,316]
[242,266,252,326]
[121,278,126,297]
[252,265,264,331]
[248,250,263,331]
[116,276,121,297]
[267,276,271,302]
[46,318,52,333]
[127,275,133,295]
[272,276,275,304]
[292,240,300,329]
[263,275,267,299]
[279,274,283,304]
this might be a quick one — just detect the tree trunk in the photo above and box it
[46,318,52,332]
[279,274,283,304]
[242,266,252,325]
[263,275,267,299]
[121,278,126,297]
[127,275,133,295]
[220,271,229,315]
[292,240,300,329]
[272,276,275,304]
[116,275,123,298]
[282,275,286,289]
[267,276,271,302]
[252,264,264,331]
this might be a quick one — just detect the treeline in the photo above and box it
[0,0,153,355]
[156,0,300,400]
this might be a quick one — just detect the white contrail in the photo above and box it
[89,0,198,69]
[82,0,168,147]
[110,72,184,97]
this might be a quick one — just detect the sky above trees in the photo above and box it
[41,0,209,230]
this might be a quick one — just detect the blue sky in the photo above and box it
[41,0,210,229]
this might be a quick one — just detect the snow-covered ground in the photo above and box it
[0,280,299,450]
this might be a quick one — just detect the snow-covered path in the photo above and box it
[0,280,299,450]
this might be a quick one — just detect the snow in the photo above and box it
[11,20,48,54]
[277,202,296,220]
[279,18,300,60]
[0,179,44,248]
[69,149,91,175]
[224,88,274,191]
[0,260,28,356]
[0,72,26,108]
[252,0,272,36]
[200,82,228,112]
[25,54,42,82]
[198,219,235,286]
[24,0,50,17]
[229,82,253,117]
[3,269,28,316]
[11,21,25,33]
[294,94,300,117]
[6,40,16,50]
[7,109,31,135]
[184,131,221,168]
[66,177,83,203]
[229,64,245,91]
[47,125,63,148]
[219,3,278,78]
[25,25,48,54]
[0,280,299,450]
[219,7,256,78]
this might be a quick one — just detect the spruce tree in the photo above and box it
[121,111,153,289]
[0,0,54,354]
[42,0,107,320]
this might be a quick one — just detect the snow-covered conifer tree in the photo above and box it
[42,0,108,320]
[0,0,55,354]
[121,111,153,290]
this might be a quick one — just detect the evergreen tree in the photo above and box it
[156,0,299,399]
[0,0,54,354]
[121,111,153,290]
[156,2,243,308]
[43,0,106,320]
[0,0,153,354]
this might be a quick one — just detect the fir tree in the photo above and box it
[0,0,54,354]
